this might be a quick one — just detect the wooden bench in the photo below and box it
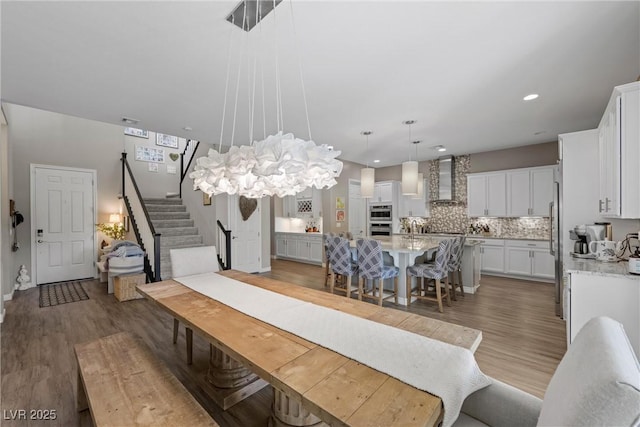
[75,332,218,427]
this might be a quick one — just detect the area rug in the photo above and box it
[39,280,90,308]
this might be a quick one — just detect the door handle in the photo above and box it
[549,201,555,256]
[232,236,237,240]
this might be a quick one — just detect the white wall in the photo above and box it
[5,104,129,282]
[124,132,186,198]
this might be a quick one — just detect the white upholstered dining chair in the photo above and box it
[170,245,219,364]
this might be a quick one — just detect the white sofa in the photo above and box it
[455,316,640,427]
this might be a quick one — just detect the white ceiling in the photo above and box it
[2,1,639,167]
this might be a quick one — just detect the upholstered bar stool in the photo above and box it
[326,236,358,298]
[406,239,453,312]
[357,238,399,306]
[448,235,466,300]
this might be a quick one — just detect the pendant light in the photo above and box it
[401,120,418,196]
[360,131,374,198]
[411,140,424,200]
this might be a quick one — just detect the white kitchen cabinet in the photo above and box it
[505,240,554,280]
[274,233,323,265]
[286,236,299,258]
[275,235,287,257]
[598,81,640,218]
[479,239,505,273]
[531,248,554,279]
[399,178,428,217]
[567,271,640,355]
[281,189,322,218]
[467,173,506,217]
[373,182,394,204]
[506,166,554,217]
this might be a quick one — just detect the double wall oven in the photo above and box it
[369,205,392,236]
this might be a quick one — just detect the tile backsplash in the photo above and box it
[400,154,550,239]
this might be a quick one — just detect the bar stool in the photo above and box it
[356,238,399,306]
[406,239,453,312]
[448,236,466,300]
[326,236,358,298]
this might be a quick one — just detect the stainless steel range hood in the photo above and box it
[436,155,455,201]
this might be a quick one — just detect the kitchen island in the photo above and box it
[354,235,483,305]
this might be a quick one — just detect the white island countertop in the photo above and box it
[362,235,482,254]
[564,257,640,280]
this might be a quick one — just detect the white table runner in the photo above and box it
[174,272,491,427]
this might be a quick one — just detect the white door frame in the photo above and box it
[30,164,98,286]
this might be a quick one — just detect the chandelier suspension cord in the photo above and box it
[230,3,249,148]
[288,0,312,140]
[273,0,284,132]
[248,2,261,144]
[218,14,236,152]
[259,13,267,140]
[366,133,370,168]
[408,121,413,160]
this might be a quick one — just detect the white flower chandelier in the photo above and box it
[190,132,342,199]
[189,0,343,199]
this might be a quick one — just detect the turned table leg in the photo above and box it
[202,344,268,410]
[206,344,258,388]
[269,388,327,427]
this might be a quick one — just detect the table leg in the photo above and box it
[207,344,259,388]
[269,388,327,427]
[202,344,268,410]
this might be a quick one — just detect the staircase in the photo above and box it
[144,198,204,280]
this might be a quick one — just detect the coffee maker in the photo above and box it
[569,224,607,258]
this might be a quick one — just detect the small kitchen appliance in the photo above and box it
[569,224,606,258]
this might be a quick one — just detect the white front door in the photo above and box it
[229,195,261,273]
[349,180,367,238]
[33,165,96,284]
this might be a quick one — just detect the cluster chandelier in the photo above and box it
[190,0,343,199]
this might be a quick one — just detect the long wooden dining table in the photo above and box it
[137,270,482,427]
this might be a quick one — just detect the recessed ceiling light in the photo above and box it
[373,159,380,163]
[183,126,193,131]
[121,116,140,125]
[523,93,539,101]
[430,145,446,152]
[534,131,546,136]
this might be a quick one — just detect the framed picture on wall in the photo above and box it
[135,146,165,163]
[124,127,149,138]
[156,133,179,148]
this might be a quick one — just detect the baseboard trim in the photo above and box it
[3,288,15,302]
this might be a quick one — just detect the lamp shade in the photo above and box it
[411,173,424,199]
[360,167,375,198]
[402,160,418,195]
[108,213,122,224]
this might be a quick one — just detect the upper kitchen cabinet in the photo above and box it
[506,166,554,217]
[369,181,397,205]
[281,188,322,218]
[598,81,640,218]
[467,172,506,217]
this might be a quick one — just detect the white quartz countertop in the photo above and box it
[395,232,548,241]
[564,257,640,280]
[274,231,323,237]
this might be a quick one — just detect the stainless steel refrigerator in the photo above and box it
[551,164,562,317]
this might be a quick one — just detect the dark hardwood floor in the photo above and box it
[0,259,566,426]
